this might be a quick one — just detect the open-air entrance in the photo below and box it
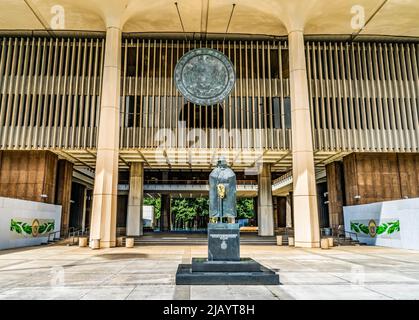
[143,195,257,233]
[66,167,300,245]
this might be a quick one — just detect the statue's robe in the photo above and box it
[209,165,237,218]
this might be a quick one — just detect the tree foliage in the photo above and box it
[171,198,209,224]
[143,197,161,219]
[144,196,255,229]
[236,198,254,219]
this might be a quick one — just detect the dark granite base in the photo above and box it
[208,223,240,261]
[191,257,261,272]
[176,260,280,285]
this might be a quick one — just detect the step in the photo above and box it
[122,237,278,246]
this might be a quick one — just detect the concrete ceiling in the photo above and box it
[0,0,418,38]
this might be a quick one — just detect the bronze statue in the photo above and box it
[209,157,237,222]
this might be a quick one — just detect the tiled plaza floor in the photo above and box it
[1,244,419,300]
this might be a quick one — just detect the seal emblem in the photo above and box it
[368,219,377,238]
[174,48,235,106]
[32,219,40,237]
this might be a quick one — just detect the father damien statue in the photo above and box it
[209,157,237,221]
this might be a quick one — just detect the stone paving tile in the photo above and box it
[280,284,392,300]
[18,272,115,287]
[331,271,419,284]
[190,285,278,300]
[81,285,136,300]
[1,245,419,300]
[104,273,174,286]
[365,284,419,300]
[265,285,295,300]
[0,260,27,269]
[126,285,176,300]
[0,287,91,300]
[278,272,349,285]
[63,262,130,274]
[398,271,419,280]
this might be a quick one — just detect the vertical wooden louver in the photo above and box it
[305,41,419,152]
[0,36,417,154]
[0,36,104,149]
[119,38,291,150]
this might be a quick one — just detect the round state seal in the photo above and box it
[174,48,235,106]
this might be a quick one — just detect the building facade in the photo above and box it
[0,0,418,248]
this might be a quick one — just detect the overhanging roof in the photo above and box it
[0,0,418,39]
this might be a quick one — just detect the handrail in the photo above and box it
[335,230,359,245]
[68,227,90,246]
[144,179,258,185]
[272,171,292,186]
[47,231,61,243]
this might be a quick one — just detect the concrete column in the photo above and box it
[278,196,287,227]
[286,193,293,228]
[160,194,170,232]
[273,196,279,229]
[81,186,87,232]
[253,197,258,226]
[126,163,144,236]
[89,26,121,249]
[257,164,274,236]
[55,159,73,237]
[288,30,320,248]
[326,161,344,228]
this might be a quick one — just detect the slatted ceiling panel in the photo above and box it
[119,39,290,150]
[0,36,104,150]
[0,36,417,155]
[306,41,419,153]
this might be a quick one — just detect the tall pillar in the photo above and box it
[326,161,344,229]
[278,196,287,227]
[253,197,258,226]
[286,193,293,228]
[56,159,73,237]
[288,30,320,247]
[273,196,279,229]
[126,162,144,236]
[90,26,121,248]
[81,187,87,232]
[160,194,170,232]
[257,164,274,236]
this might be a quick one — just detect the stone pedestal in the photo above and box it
[79,237,87,247]
[288,237,294,246]
[126,237,134,248]
[191,258,260,272]
[116,236,124,247]
[208,223,239,261]
[176,222,280,285]
[321,238,329,249]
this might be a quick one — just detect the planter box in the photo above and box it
[288,237,294,246]
[126,237,134,248]
[321,238,329,249]
[78,237,88,247]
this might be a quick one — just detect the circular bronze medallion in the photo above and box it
[368,219,377,238]
[174,48,235,106]
[32,219,40,237]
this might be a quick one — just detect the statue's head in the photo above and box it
[217,156,228,168]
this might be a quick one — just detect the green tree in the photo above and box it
[171,198,197,227]
[236,198,254,219]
